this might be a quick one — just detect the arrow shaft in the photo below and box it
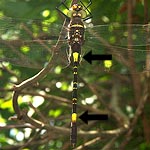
[92,54,112,60]
[88,114,108,121]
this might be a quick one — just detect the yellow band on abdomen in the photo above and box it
[73,52,79,62]
[72,113,77,122]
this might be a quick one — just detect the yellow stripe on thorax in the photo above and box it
[73,52,79,62]
[72,113,77,122]
[71,24,84,28]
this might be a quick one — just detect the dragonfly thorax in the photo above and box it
[68,17,85,48]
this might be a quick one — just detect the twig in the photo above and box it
[0,39,41,69]
[119,82,149,149]
[102,136,118,150]
[83,78,125,124]
[75,137,101,150]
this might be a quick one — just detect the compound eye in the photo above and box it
[67,10,76,18]
[79,10,87,18]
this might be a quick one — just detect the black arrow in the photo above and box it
[79,110,108,124]
[83,50,112,64]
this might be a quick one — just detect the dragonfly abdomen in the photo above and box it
[70,60,78,147]
[69,18,85,147]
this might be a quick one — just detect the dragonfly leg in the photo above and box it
[80,0,92,21]
[67,47,72,64]
[63,47,71,68]
[80,0,92,9]
[56,0,70,20]
[79,54,82,65]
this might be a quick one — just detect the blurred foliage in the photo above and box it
[0,0,149,149]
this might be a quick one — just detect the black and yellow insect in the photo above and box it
[57,0,92,147]
[68,4,85,147]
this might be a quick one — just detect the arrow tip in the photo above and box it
[79,110,88,124]
[83,51,92,64]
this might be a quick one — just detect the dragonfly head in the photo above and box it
[72,4,82,11]
[67,4,87,19]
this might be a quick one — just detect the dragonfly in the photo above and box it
[56,1,93,147]
[0,0,150,147]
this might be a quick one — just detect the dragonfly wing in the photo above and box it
[0,16,69,69]
[83,24,150,74]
